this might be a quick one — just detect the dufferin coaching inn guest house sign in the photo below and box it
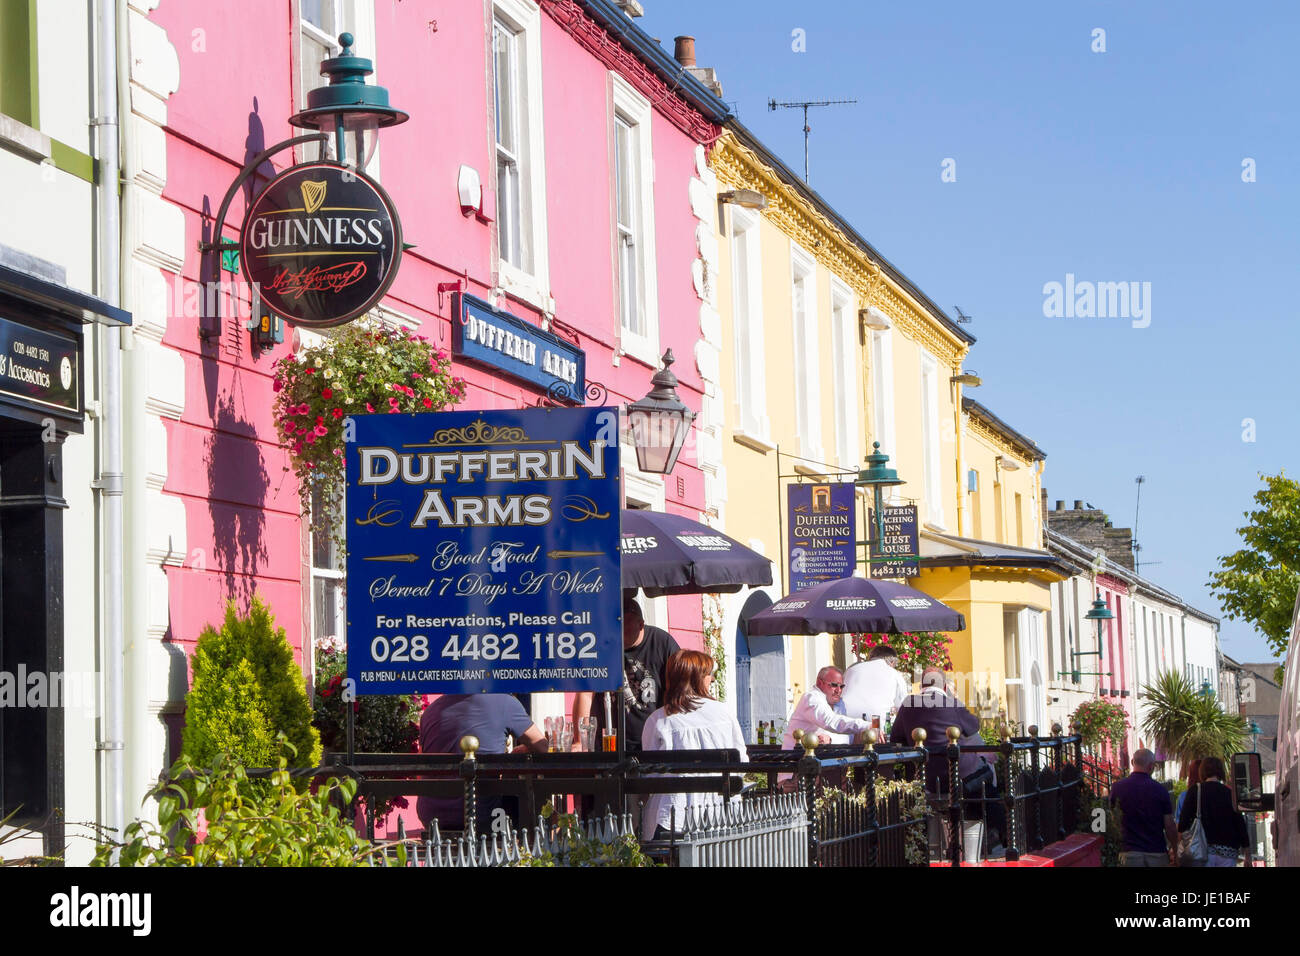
[239,162,402,328]
[345,408,623,696]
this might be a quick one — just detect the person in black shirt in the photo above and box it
[574,594,680,753]
[1178,756,1250,866]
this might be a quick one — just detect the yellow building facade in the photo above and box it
[708,125,984,737]
[706,125,1075,739]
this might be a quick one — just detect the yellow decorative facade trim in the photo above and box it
[712,131,969,369]
[965,412,1034,468]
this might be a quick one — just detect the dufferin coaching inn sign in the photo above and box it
[239,162,402,328]
[345,408,622,695]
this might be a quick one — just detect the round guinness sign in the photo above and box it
[239,162,402,328]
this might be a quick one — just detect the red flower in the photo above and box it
[316,415,325,426]
[322,387,333,399]
[273,378,283,392]
[304,367,315,374]
[332,407,343,419]
[305,433,316,444]
[422,398,433,409]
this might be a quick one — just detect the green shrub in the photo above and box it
[92,745,388,867]
[182,597,321,774]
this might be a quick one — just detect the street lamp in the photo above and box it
[1248,718,1261,752]
[1063,593,1114,686]
[289,32,409,170]
[1199,679,1215,700]
[854,442,906,564]
[625,349,697,475]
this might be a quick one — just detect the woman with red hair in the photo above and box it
[641,649,748,840]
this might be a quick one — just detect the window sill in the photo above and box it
[0,114,50,163]
[497,262,553,315]
[619,333,661,370]
[733,428,776,454]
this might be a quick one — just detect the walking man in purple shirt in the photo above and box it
[1109,748,1181,867]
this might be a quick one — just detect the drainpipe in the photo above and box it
[952,382,965,536]
[95,0,125,845]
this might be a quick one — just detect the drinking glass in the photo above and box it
[559,716,574,752]
[579,717,598,752]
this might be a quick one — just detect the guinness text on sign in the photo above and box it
[239,163,402,328]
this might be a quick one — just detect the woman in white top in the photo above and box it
[640,649,749,840]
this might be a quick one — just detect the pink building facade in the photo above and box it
[116,0,729,816]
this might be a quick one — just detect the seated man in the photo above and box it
[841,645,910,727]
[415,693,549,836]
[782,666,871,750]
[889,667,1001,861]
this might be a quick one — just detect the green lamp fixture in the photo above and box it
[289,32,409,169]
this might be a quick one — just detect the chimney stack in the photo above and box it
[673,36,696,67]
[1055,500,1064,511]
[1074,500,1084,510]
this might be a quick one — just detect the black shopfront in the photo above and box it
[0,261,128,856]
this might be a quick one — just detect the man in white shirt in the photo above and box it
[781,666,871,750]
[842,645,910,728]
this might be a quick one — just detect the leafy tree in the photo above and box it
[182,597,321,773]
[93,745,390,867]
[1140,672,1247,764]
[1208,472,1300,660]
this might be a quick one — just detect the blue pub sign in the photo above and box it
[453,293,586,399]
[787,482,856,591]
[345,407,622,695]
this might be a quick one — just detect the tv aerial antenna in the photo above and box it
[768,97,857,183]
[954,306,973,324]
[1132,476,1162,574]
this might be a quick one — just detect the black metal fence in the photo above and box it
[320,727,1085,866]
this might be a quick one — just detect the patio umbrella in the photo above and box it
[745,575,965,636]
[620,509,773,596]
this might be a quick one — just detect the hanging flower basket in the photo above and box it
[271,323,467,542]
[1071,697,1129,750]
[850,631,954,676]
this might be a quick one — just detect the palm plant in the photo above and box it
[1141,671,1247,764]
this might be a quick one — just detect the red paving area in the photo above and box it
[928,833,1103,867]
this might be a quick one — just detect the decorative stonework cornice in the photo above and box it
[965,412,1033,468]
[543,1,721,145]
[712,131,968,370]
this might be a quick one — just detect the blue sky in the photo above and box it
[636,0,1298,663]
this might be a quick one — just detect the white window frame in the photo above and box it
[830,279,859,470]
[869,325,897,498]
[729,205,771,447]
[307,486,346,688]
[790,243,823,462]
[611,73,659,365]
[920,351,945,528]
[492,0,550,309]
[621,447,668,632]
[297,2,381,175]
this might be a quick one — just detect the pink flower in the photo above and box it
[293,441,303,454]
[305,433,316,444]
[365,403,375,413]
[388,396,400,407]
[314,425,328,437]
[272,379,282,392]
[284,422,296,435]
[410,372,423,380]
[388,406,400,414]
